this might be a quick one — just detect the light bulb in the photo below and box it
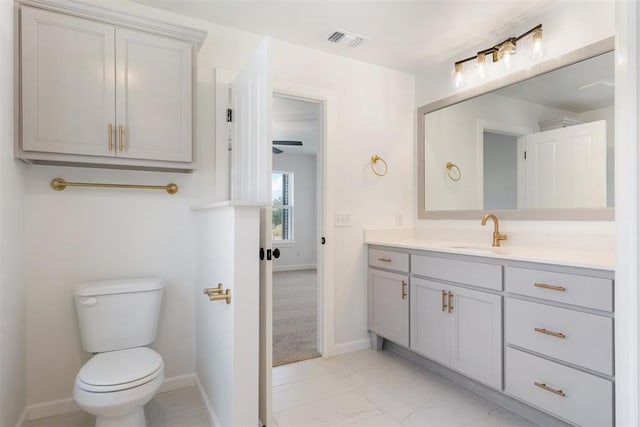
[454,63,464,88]
[476,53,486,80]
[530,27,544,60]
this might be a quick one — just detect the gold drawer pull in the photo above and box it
[441,289,447,312]
[377,257,392,262]
[534,327,566,339]
[534,382,566,397]
[401,280,407,300]
[448,291,454,314]
[534,283,566,292]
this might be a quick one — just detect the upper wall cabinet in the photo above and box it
[16,1,207,172]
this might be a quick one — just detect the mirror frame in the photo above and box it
[417,37,615,221]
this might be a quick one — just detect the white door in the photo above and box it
[524,121,607,208]
[368,269,409,347]
[410,278,449,365]
[449,286,502,389]
[21,6,115,156]
[229,38,273,427]
[115,29,192,162]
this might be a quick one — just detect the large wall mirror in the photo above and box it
[417,37,614,220]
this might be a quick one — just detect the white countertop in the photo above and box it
[365,235,615,271]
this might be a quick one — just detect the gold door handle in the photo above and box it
[534,382,566,397]
[203,284,231,304]
[401,280,407,300]
[377,257,392,263]
[448,291,453,313]
[534,328,566,339]
[119,125,124,151]
[534,283,566,292]
[442,290,447,312]
[108,124,113,151]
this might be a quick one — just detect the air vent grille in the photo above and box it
[327,30,366,48]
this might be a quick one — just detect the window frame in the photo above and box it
[271,171,294,245]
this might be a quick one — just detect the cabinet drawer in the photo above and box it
[505,266,612,311]
[505,298,613,375]
[369,248,409,272]
[505,347,613,427]
[412,255,501,291]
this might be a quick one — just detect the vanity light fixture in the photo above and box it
[453,24,543,87]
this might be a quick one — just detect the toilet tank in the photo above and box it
[73,278,165,353]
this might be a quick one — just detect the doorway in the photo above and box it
[271,94,323,367]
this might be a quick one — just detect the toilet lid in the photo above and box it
[78,347,163,387]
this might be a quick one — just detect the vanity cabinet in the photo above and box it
[17,3,203,171]
[367,243,614,426]
[504,265,614,426]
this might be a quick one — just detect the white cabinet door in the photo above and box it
[21,7,115,157]
[450,286,502,389]
[524,121,607,208]
[368,269,409,347]
[410,278,450,366]
[115,29,192,162]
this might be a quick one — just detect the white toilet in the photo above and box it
[73,278,165,427]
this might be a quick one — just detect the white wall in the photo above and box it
[415,0,615,246]
[580,106,615,207]
[273,153,317,270]
[0,0,27,425]
[24,0,415,407]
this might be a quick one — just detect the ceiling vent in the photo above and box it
[327,30,366,48]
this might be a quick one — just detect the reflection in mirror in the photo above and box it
[421,46,614,217]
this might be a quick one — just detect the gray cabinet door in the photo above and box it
[410,278,449,365]
[368,269,409,347]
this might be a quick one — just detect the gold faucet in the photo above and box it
[481,213,507,247]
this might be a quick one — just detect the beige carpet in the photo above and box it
[272,269,320,366]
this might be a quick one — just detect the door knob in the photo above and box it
[273,248,280,259]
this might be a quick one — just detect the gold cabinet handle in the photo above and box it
[534,382,566,397]
[534,327,566,339]
[203,284,231,304]
[119,124,124,151]
[108,123,113,151]
[401,280,407,300]
[442,289,447,312]
[448,291,454,313]
[534,283,566,292]
[377,257,392,263]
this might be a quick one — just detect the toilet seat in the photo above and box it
[76,347,163,393]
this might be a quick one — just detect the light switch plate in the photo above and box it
[334,211,353,227]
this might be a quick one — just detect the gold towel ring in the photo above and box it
[446,162,461,181]
[371,154,388,176]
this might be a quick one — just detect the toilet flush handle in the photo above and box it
[79,297,98,306]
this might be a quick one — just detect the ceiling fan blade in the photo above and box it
[272,147,283,154]
[272,140,303,146]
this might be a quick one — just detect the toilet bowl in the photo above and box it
[72,278,165,426]
[73,347,164,427]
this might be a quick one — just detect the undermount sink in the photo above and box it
[444,244,504,253]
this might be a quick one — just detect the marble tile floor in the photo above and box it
[28,386,210,427]
[272,349,539,427]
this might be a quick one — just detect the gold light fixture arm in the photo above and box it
[370,154,388,176]
[51,178,178,194]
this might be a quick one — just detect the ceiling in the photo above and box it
[495,51,614,113]
[130,0,559,73]
[272,95,320,156]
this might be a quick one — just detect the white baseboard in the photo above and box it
[158,373,196,393]
[329,338,371,357]
[272,264,317,272]
[14,408,28,427]
[195,375,222,427]
[27,373,197,420]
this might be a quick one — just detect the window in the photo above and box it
[272,171,293,242]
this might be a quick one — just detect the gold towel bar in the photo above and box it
[51,178,178,194]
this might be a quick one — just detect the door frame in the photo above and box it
[272,83,333,357]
